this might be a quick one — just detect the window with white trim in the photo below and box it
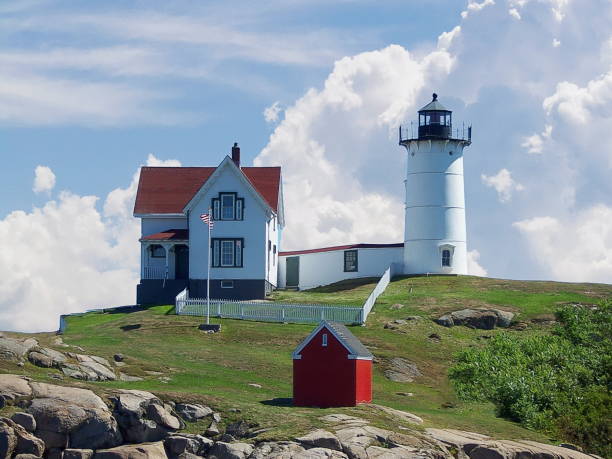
[442,249,451,267]
[344,250,358,272]
[221,280,234,288]
[211,238,244,267]
[150,245,166,258]
[322,333,328,347]
[211,192,244,221]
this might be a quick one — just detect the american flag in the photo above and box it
[200,213,214,229]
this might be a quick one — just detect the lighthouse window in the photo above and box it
[442,249,451,267]
[344,250,358,272]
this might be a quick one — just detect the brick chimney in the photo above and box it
[231,142,240,167]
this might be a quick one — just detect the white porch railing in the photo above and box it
[175,288,363,324]
[143,266,167,279]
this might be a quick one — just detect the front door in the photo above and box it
[286,256,300,288]
[175,245,189,280]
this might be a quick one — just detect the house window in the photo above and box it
[344,250,358,272]
[211,193,244,221]
[442,249,451,267]
[322,333,328,347]
[273,244,277,266]
[221,280,234,289]
[211,238,244,268]
[150,245,165,258]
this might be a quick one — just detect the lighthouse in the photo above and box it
[399,94,472,275]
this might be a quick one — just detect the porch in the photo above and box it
[140,229,189,281]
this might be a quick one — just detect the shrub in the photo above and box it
[449,300,611,456]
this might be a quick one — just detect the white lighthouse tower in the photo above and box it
[399,93,471,275]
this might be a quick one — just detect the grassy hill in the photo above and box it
[1,275,610,446]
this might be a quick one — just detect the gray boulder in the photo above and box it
[0,417,45,458]
[205,420,220,437]
[94,441,168,458]
[147,404,181,430]
[296,429,343,452]
[33,347,67,367]
[28,352,54,368]
[0,374,32,402]
[207,441,253,459]
[164,433,213,456]
[27,382,122,450]
[111,390,176,443]
[119,373,143,382]
[0,337,38,363]
[250,441,306,459]
[293,448,348,458]
[384,358,423,383]
[11,412,36,432]
[64,449,94,459]
[174,403,212,422]
[435,309,514,330]
[225,420,253,439]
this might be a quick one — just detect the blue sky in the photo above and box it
[1,0,611,331]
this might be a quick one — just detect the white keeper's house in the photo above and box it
[134,94,472,303]
[134,144,283,304]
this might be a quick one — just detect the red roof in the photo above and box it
[133,165,281,215]
[279,243,404,256]
[141,229,189,241]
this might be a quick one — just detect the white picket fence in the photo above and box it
[176,291,363,324]
[175,264,396,325]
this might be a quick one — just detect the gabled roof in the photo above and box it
[133,164,281,215]
[292,320,373,360]
[140,229,189,242]
[280,243,403,257]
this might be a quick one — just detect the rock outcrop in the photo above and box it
[435,308,514,329]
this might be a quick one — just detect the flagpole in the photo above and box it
[207,208,211,325]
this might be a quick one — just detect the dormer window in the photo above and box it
[212,192,244,221]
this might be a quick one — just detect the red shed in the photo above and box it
[292,321,373,407]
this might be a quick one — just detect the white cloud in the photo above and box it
[521,124,552,154]
[543,69,612,125]
[438,26,462,51]
[553,38,561,47]
[263,101,282,123]
[255,44,455,250]
[33,165,56,194]
[0,155,180,332]
[481,168,525,202]
[467,249,488,276]
[0,72,186,126]
[509,8,522,19]
[461,0,495,19]
[513,204,612,283]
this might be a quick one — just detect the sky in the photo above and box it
[1,0,611,332]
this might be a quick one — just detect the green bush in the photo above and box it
[449,300,611,457]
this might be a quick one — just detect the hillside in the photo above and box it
[0,275,610,457]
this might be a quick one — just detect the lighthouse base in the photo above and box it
[403,240,468,276]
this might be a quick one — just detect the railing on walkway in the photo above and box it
[362,264,395,323]
[143,266,166,279]
[175,288,363,324]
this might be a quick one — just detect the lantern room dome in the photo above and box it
[418,93,449,112]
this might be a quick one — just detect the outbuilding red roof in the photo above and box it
[133,166,281,215]
[140,229,189,241]
[279,243,403,257]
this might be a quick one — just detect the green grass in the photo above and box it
[1,275,610,444]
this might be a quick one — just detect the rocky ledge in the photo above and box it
[0,374,600,458]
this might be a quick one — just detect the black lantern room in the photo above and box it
[418,93,451,139]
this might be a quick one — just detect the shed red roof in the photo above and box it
[133,165,281,215]
[141,229,189,241]
[279,243,403,257]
